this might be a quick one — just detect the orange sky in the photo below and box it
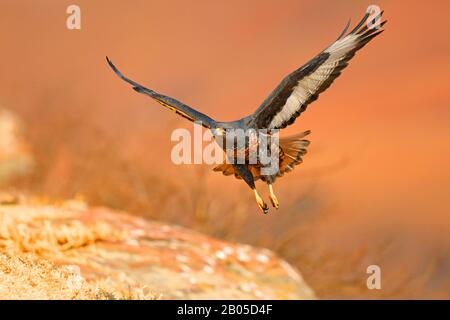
[0,1,449,298]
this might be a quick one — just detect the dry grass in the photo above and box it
[0,252,100,300]
[0,252,157,300]
[0,201,123,254]
[0,199,159,300]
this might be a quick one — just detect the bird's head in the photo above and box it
[212,127,226,137]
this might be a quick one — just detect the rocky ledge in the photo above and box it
[0,197,315,299]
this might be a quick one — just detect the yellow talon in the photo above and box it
[253,189,269,214]
[269,184,279,209]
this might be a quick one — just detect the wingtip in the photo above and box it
[106,56,115,68]
[105,56,123,78]
[336,18,351,40]
[376,29,385,36]
[345,18,351,28]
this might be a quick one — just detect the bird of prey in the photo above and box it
[107,8,386,214]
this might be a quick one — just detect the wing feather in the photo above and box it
[106,57,216,129]
[250,8,386,129]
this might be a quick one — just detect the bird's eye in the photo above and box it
[214,128,225,136]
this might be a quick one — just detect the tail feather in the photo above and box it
[278,130,311,177]
[213,130,311,180]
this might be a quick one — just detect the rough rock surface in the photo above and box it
[0,198,315,300]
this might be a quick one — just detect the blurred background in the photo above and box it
[0,0,449,299]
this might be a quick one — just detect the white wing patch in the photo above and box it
[268,33,365,129]
[268,58,338,128]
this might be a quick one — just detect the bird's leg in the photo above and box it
[268,184,279,209]
[253,189,269,214]
[234,164,269,214]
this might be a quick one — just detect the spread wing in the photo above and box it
[249,9,386,129]
[106,57,216,129]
